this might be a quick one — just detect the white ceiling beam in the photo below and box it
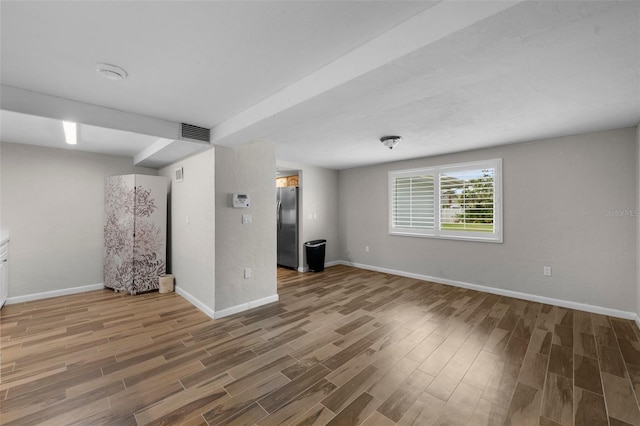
[1,85,182,140]
[211,0,525,146]
[133,137,175,165]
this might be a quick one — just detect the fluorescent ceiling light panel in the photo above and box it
[62,121,77,145]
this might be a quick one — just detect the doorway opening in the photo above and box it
[276,170,300,271]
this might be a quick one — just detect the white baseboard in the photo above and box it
[214,294,279,319]
[6,280,278,322]
[176,286,279,320]
[5,283,105,305]
[174,286,216,320]
[338,260,638,321]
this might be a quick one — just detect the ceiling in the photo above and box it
[1,1,638,170]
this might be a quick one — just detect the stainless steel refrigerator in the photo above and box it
[277,186,298,269]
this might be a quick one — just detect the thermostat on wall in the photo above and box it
[232,193,250,208]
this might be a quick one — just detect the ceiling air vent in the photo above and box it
[181,123,210,143]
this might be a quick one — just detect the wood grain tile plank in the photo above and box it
[258,364,330,414]
[335,315,375,335]
[367,356,420,402]
[611,319,639,342]
[2,380,123,426]
[257,379,336,426]
[503,382,542,426]
[39,397,111,426]
[574,354,602,395]
[321,364,380,414]
[619,338,640,366]
[463,350,501,391]
[528,328,552,356]
[405,332,446,364]
[418,341,459,377]
[396,391,446,426]
[574,331,598,359]
[503,336,529,367]
[203,373,289,425]
[595,325,618,347]
[325,392,380,426]
[213,403,268,426]
[433,381,483,426]
[574,387,608,426]
[552,324,573,349]
[627,362,640,397]
[361,410,396,426]
[601,372,640,425]
[481,361,520,408]
[598,344,628,378]
[518,351,548,391]
[377,370,432,422]
[466,398,508,426]
[135,383,229,426]
[547,344,572,380]
[541,372,573,426]
[289,402,336,426]
[425,357,470,401]
[482,328,511,355]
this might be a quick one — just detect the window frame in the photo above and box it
[388,158,502,243]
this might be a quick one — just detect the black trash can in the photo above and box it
[305,239,326,272]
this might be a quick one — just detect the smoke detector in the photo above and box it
[96,63,128,81]
[380,135,401,150]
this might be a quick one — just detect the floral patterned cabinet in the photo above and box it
[104,175,167,294]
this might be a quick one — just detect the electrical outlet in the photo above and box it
[242,214,252,224]
[244,268,251,279]
[543,266,552,276]
[365,245,370,252]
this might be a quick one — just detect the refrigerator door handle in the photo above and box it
[277,200,282,230]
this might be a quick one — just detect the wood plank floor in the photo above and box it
[2,265,640,425]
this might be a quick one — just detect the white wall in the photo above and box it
[636,124,640,318]
[159,149,215,312]
[339,128,637,312]
[277,160,340,270]
[0,142,156,297]
[215,142,277,313]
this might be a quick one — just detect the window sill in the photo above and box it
[389,231,503,243]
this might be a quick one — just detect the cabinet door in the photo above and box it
[131,175,167,293]
[104,175,135,292]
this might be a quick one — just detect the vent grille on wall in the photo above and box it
[181,123,210,143]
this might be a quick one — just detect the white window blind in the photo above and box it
[389,159,502,242]
[391,175,434,231]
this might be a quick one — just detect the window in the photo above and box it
[389,159,502,242]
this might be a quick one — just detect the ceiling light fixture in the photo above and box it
[62,121,77,145]
[380,135,401,150]
[96,63,128,80]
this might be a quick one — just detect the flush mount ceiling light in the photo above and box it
[62,121,77,145]
[96,63,128,80]
[380,135,401,150]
